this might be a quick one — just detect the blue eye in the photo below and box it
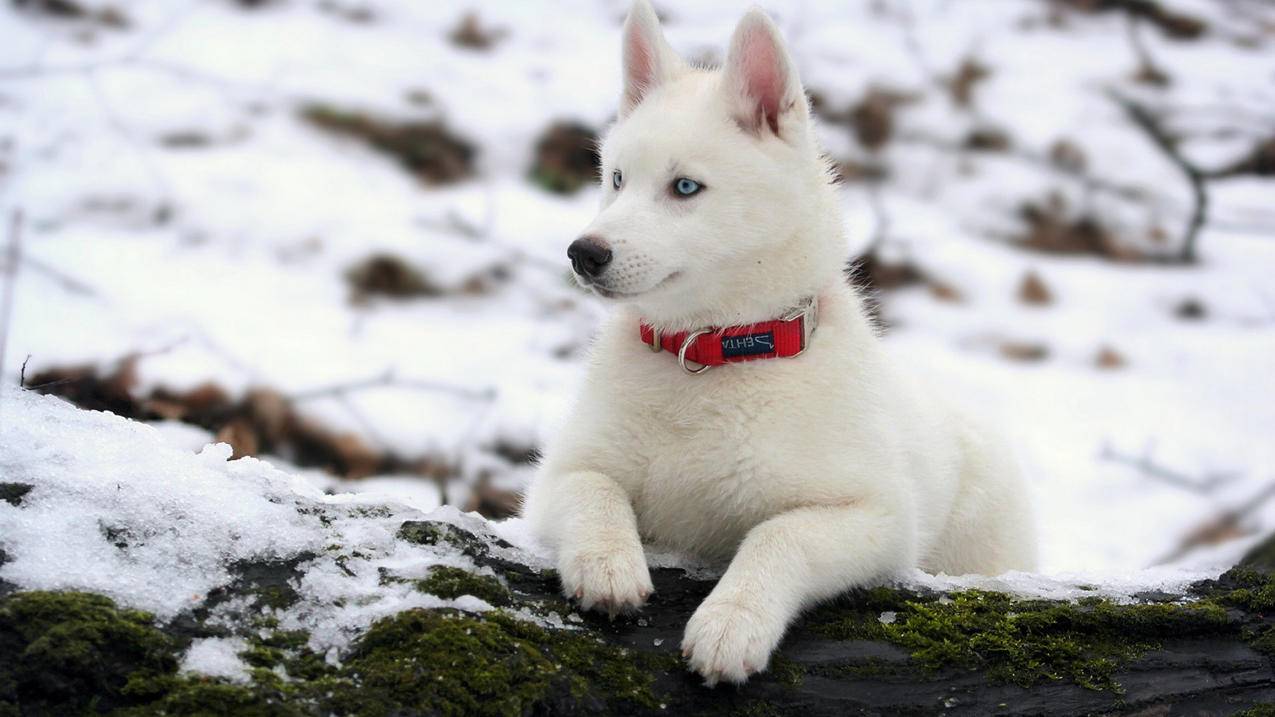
[612,170,622,189]
[673,177,702,197]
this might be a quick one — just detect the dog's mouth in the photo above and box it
[580,272,682,299]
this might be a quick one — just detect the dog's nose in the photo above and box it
[567,237,612,278]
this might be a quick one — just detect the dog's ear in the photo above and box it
[620,0,685,117]
[720,9,806,138]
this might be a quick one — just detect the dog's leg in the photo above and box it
[524,470,653,616]
[682,500,909,685]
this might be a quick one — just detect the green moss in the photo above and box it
[808,589,1231,692]
[414,566,511,606]
[1210,568,1275,612]
[175,606,669,716]
[396,520,482,554]
[733,702,786,717]
[0,591,179,714]
[239,630,331,685]
[113,678,303,717]
[321,608,665,716]
[255,585,299,611]
[768,654,804,687]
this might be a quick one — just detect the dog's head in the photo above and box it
[569,1,842,330]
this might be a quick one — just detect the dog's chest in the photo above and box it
[604,371,811,558]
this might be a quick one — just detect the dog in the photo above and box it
[521,0,1037,686]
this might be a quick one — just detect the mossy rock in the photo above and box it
[0,483,32,507]
[1240,533,1275,574]
[10,538,1275,715]
[321,609,666,716]
[806,588,1229,692]
[396,519,487,553]
[414,566,512,606]
[0,591,177,714]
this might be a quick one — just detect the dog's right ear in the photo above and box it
[620,0,685,118]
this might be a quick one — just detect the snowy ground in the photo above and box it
[1,0,1273,583]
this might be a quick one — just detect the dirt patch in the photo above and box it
[927,280,963,303]
[845,251,939,325]
[301,105,476,185]
[1219,137,1275,178]
[945,56,991,108]
[345,254,444,302]
[530,122,600,194]
[1095,345,1127,369]
[1049,139,1088,173]
[964,126,1012,152]
[449,12,506,50]
[1014,192,1143,262]
[1059,0,1207,40]
[847,87,919,151]
[24,357,526,518]
[847,252,926,295]
[831,158,889,184]
[344,254,507,304]
[999,341,1050,363]
[814,86,919,152]
[11,0,129,27]
[1174,297,1207,321]
[1017,270,1053,306]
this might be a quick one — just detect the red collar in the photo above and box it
[638,297,819,374]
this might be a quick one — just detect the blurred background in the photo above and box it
[1,0,1272,577]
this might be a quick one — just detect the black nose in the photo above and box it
[567,237,612,278]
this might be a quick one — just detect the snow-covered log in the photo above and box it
[3,388,1275,716]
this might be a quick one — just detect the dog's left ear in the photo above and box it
[620,0,687,118]
[720,9,807,138]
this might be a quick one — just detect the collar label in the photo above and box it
[720,331,776,358]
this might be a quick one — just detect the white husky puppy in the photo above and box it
[522,0,1036,685]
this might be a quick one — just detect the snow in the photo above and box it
[0,0,1273,599]
[180,637,253,684]
[0,387,512,655]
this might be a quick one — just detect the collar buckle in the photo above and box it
[780,296,819,356]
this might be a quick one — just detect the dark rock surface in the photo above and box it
[6,520,1275,716]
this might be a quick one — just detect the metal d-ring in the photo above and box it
[677,329,713,375]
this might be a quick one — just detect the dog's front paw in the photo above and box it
[682,596,785,686]
[558,539,653,616]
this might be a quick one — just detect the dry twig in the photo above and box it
[289,369,496,404]
[1100,441,1237,494]
[1154,481,1275,566]
[1109,90,1208,263]
[0,212,24,392]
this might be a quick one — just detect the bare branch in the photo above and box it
[0,211,24,395]
[1108,90,1209,263]
[289,369,497,404]
[1154,481,1275,566]
[1125,15,1170,87]
[897,129,1156,206]
[1099,441,1237,494]
[21,256,100,297]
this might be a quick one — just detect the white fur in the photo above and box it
[522,1,1036,686]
